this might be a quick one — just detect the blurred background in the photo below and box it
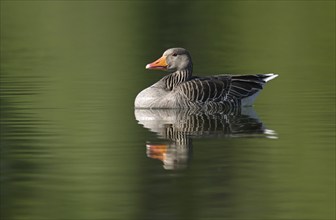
[0,1,335,220]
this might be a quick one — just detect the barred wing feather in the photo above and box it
[178,74,271,103]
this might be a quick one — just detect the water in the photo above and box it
[1,1,335,220]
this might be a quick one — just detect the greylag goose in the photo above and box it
[135,48,278,110]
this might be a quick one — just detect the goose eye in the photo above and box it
[172,53,178,57]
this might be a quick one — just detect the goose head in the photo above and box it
[145,48,193,72]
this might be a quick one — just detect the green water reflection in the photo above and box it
[1,1,335,220]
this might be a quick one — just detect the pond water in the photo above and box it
[1,1,335,220]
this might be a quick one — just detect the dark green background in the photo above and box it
[1,1,335,220]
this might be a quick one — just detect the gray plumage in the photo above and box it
[135,48,278,110]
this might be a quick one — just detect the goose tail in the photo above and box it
[240,73,278,106]
[259,73,279,82]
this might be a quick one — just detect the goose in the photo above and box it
[135,48,278,110]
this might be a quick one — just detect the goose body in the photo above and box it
[135,48,278,110]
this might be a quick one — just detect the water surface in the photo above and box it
[1,1,335,220]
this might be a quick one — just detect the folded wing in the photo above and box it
[177,74,277,104]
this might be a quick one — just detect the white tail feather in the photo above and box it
[263,73,279,82]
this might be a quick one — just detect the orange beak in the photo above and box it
[145,56,168,70]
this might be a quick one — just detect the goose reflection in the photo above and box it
[135,108,276,170]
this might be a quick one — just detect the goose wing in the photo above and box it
[177,74,273,103]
